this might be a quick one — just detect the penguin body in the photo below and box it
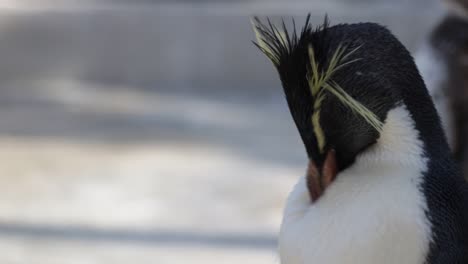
[254,17,468,264]
[280,106,431,264]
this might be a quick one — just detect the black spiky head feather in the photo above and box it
[252,15,413,169]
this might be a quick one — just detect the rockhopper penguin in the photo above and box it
[253,15,468,264]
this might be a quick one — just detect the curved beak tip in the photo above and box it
[306,149,338,202]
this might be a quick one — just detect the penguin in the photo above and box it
[415,0,468,177]
[253,15,468,264]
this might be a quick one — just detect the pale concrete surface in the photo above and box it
[0,79,301,263]
[0,1,443,91]
[0,1,445,263]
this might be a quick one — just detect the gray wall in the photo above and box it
[0,1,443,94]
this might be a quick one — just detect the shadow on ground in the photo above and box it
[0,221,276,249]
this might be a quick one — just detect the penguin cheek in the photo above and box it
[323,113,381,171]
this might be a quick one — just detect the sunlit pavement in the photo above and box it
[0,79,303,263]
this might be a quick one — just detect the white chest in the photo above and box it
[279,169,430,264]
[278,106,432,264]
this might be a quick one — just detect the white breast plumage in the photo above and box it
[279,105,432,264]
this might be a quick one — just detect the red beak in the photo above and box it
[306,149,338,202]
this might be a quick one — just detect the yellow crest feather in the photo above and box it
[251,18,289,66]
[308,44,383,153]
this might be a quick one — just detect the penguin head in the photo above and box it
[253,16,435,201]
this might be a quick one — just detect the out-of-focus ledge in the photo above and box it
[0,1,442,16]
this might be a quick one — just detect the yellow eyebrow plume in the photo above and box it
[251,16,383,154]
[308,44,383,153]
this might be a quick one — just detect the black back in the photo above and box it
[430,15,468,178]
[422,15,468,263]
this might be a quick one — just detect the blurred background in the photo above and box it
[0,0,444,263]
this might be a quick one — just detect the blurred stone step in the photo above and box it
[0,2,443,92]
